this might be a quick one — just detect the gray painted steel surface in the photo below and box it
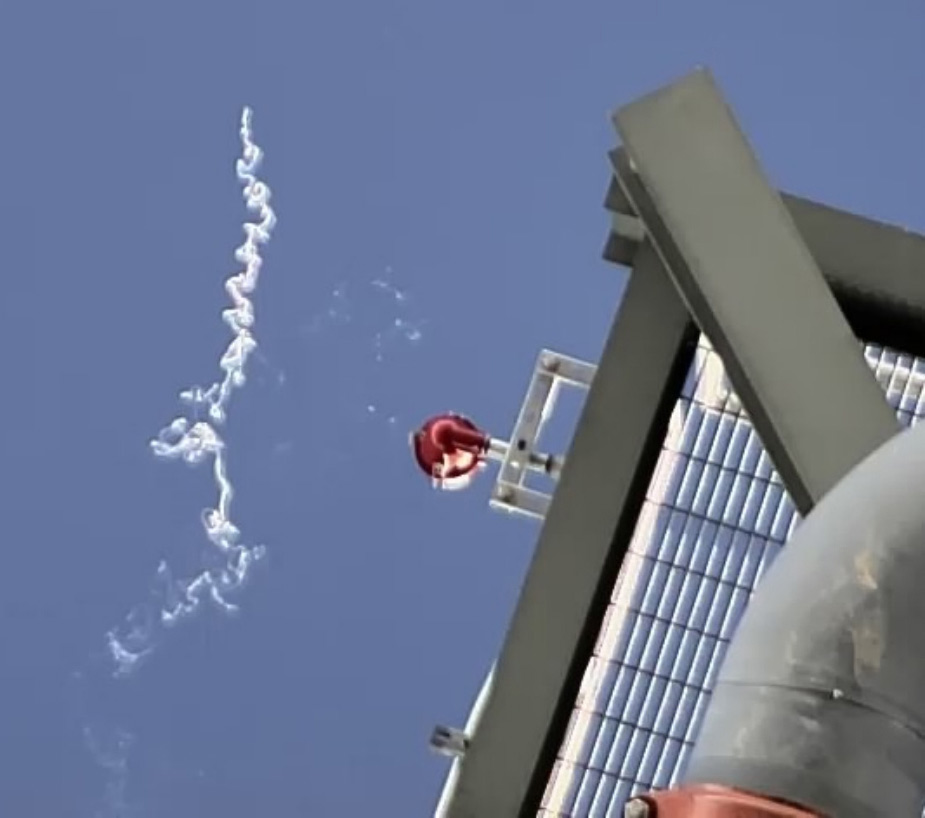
[434,68,925,818]
[539,341,925,817]
[613,68,899,514]
[440,245,696,818]
[686,396,925,818]
[604,176,925,360]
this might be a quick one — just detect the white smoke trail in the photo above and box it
[106,106,276,676]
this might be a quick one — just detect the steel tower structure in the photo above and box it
[414,69,925,818]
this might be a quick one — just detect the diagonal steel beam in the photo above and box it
[440,243,697,818]
[612,68,899,515]
[603,173,925,359]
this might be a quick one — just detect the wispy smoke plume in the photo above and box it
[107,106,277,676]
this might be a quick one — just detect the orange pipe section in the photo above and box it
[630,784,825,818]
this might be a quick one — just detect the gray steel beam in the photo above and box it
[612,68,900,515]
[780,193,925,356]
[604,173,925,358]
[442,243,697,818]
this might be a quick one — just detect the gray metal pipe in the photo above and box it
[683,422,925,818]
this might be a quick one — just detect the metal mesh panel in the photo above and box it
[539,338,925,818]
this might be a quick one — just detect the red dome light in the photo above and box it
[411,413,490,490]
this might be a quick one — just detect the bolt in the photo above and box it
[541,354,560,373]
[496,485,514,502]
[624,798,651,818]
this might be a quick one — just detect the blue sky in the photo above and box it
[2,1,925,815]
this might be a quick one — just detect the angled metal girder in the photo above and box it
[604,174,925,359]
[440,243,697,818]
[612,68,900,515]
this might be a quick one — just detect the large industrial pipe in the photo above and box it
[681,421,925,818]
